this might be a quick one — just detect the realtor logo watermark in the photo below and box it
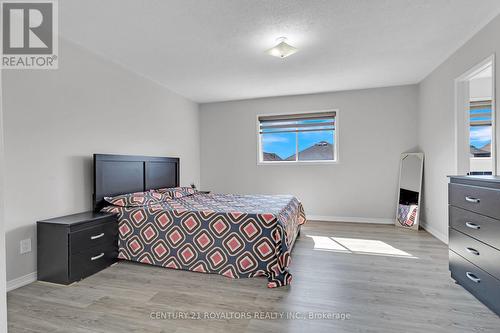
[1,0,58,69]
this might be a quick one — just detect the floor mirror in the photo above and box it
[396,153,424,230]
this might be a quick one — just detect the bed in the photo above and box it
[94,154,306,287]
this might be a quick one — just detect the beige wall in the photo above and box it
[417,14,500,243]
[200,85,418,222]
[2,39,200,282]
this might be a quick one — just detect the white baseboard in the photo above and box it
[419,220,448,244]
[7,271,37,292]
[307,215,394,225]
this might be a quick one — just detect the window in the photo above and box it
[258,111,337,163]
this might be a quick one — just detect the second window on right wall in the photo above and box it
[258,111,337,163]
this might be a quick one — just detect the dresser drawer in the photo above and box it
[69,244,117,282]
[449,250,500,315]
[449,183,500,220]
[449,229,500,279]
[69,221,118,254]
[449,206,500,250]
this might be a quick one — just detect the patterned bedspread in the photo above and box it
[102,193,306,288]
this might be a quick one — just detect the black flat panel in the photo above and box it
[96,160,144,199]
[145,161,178,190]
[70,244,118,283]
[449,250,500,315]
[449,183,500,220]
[449,229,500,280]
[69,221,118,254]
[449,206,500,250]
[37,224,69,284]
[93,154,180,210]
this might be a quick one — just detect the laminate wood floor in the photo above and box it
[7,221,500,333]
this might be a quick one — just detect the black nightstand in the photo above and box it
[37,211,118,285]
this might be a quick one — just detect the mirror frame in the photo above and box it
[395,153,424,230]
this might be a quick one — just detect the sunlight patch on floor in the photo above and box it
[306,235,418,259]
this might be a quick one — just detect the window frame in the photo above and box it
[256,109,339,165]
[454,54,496,175]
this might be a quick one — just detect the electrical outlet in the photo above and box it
[20,238,31,254]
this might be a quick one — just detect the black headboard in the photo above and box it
[93,154,180,211]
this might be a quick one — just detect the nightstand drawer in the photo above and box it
[449,206,500,250]
[449,183,500,220]
[70,244,118,282]
[449,229,500,279]
[70,221,118,254]
[449,250,500,315]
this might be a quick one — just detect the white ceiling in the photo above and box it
[60,0,500,103]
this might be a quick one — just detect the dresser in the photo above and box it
[37,211,118,285]
[448,176,500,315]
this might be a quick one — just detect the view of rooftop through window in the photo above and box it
[469,105,492,157]
[259,112,336,162]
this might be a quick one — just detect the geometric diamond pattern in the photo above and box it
[222,232,245,256]
[239,218,262,242]
[139,224,158,244]
[236,251,258,274]
[209,216,231,238]
[253,238,274,261]
[101,192,306,288]
[151,239,170,261]
[181,214,200,234]
[118,219,133,238]
[207,247,227,270]
[193,230,214,252]
[130,210,147,227]
[155,212,172,230]
[127,236,143,255]
[178,243,197,265]
[165,226,185,248]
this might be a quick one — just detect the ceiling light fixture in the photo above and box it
[265,37,298,58]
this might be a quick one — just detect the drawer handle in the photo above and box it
[465,196,480,203]
[91,253,105,261]
[465,222,480,230]
[465,247,480,256]
[90,232,105,240]
[466,272,481,283]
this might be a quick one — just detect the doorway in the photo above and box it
[455,56,496,176]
